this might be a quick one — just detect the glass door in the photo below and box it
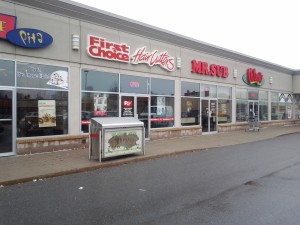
[121,95,149,139]
[201,99,217,133]
[249,101,259,118]
[0,89,14,156]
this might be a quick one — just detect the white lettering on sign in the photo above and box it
[87,35,130,63]
[131,47,175,71]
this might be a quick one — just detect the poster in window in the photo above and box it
[94,94,107,116]
[38,100,56,127]
[16,62,68,90]
[157,96,165,116]
[122,99,134,117]
[47,71,68,89]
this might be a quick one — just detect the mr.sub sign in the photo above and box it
[0,13,53,48]
[242,68,265,87]
[191,59,229,78]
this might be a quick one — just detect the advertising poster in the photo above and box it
[103,128,143,158]
[122,99,133,117]
[38,100,56,127]
[17,62,68,90]
[46,70,68,89]
[94,94,107,116]
[157,96,165,116]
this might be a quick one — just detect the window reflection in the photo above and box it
[17,89,68,137]
[0,59,15,87]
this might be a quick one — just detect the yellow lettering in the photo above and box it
[19,30,27,45]
[0,21,6,32]
[31,33,36,43]
[37,33,43,43]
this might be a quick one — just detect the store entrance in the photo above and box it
[121,95,149,139]
[0,88,14,156]
[248,101,259,118]
[201,99,217,133]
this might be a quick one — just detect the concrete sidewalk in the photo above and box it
[1,125,300,186]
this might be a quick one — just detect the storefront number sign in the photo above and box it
[242,68,265,87]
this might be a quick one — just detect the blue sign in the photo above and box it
[6,28,53,48]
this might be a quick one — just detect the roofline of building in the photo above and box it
[5,0,298,75]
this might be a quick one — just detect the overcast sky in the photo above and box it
[71,0,300,70]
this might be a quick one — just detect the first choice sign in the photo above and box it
[87,35,130,63]
[191,59,228,78]
[86,34,175,71]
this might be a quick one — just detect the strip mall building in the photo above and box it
[1,0,300,157]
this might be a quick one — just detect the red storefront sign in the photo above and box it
[86,35,175,71]
[131,46,175,71]
[0,13,17,39]
[242,68,265,86]
[191,60,228,78]
[87,35,130,63]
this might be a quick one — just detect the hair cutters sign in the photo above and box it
[131,47,175,71]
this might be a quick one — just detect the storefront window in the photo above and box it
[259,90,268,101]
[17,89,68,137]
[0,59,15,86]
[181,82,200,97]
[294,95,300,119]
[258,90,268,121]
[81,93,118,133]
[120,74,149,94]
[217,86,231,99]
[236,100,248,122]
[150,96,174,128]
[271,102,279,120]
[218,99,232,124]
[236,88,248,100]
[81,70,119,92]
[248,89,259,100]
[16,62,69,138]
[17,62,68,90]
[271,92,293,120]
[217,86,232,124]
[151,78,174,96]
[259,101,268,121]
[181,97,199,126]
[201,84,217,98]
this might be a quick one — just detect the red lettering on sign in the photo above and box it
[87,35,130,63]
[191,60,228,78]
[123,100,133,107]
[247,68,263,84]
[130,81,140,87]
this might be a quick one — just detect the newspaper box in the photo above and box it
[89,117,145,162]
